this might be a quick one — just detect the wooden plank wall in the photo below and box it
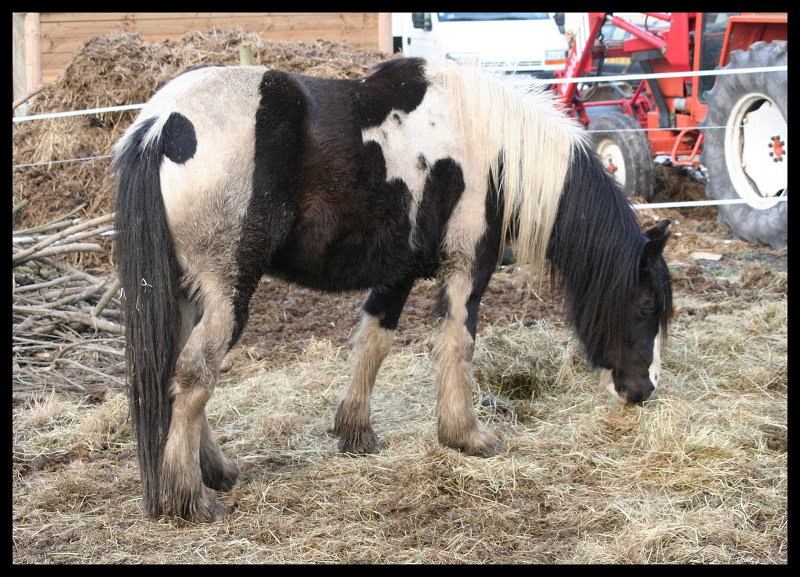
[37,12,383,85]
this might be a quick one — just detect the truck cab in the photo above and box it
[393,12,569,76]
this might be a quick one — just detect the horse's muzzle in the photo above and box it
[598,369,656,404]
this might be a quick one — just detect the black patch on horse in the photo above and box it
[413,157,466,276]
[233,59,430,342]
[465,173,505,339]
[270,138,416,292]
[267,59,430,293]
[350,58,428,129]
[362,156,468,331]
[362,277,416,331]
[161,112,197,164]
[429,165,504,339]
[231,70,306,346]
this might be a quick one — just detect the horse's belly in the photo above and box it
[270,201,423,292]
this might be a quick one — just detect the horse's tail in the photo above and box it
[113,116,183,517]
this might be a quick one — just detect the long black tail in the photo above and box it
[113,118,183,517]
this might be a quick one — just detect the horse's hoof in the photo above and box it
[501,245,516,266]
[160,489,229,523]
[439,422,503,457]
[338,432,383,455]
[211,498,229,521]
[198,490,230,522]
[458,440,505,457]
[488,442,507,456]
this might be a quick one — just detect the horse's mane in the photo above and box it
[547,149,673,363]
[423,58,588,275]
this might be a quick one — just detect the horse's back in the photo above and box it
[117,59,481,294]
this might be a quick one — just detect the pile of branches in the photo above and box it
[13,207,126,404]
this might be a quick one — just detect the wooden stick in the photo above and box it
[91,278,121,317]
[13,199,29,214]
[14,273,85,293]
[40,285,93,300]
[48,369,87,391]
[40,257,104,284]
[24,14,42,99]
[31,322,61,335]
[14,223,114,249]
[12,305,124,335]
[13,219,77,238]
[38,281,106,310]
[239,44,253,65]
[53,342,124,359]
[12,204,87,236]
[51,358,125,386]
[12,83,46,111]
[14,243,105,265]
[13,213,114,264]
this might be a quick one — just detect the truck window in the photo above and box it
[437,13,551,22]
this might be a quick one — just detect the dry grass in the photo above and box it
[13,288,786,564]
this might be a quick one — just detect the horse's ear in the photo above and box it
[642,219,671,266]
[645,218,671,240]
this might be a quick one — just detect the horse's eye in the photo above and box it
[638,303,656,318]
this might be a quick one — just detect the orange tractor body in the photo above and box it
[553,13,787,249]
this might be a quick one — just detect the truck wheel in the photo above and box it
[589,111,655,200]
[700,41,787,250]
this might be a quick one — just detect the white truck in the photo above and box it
[392,12,569,76]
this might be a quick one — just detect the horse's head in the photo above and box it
[593,219,673,404]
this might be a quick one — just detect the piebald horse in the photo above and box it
[113,58,673,521]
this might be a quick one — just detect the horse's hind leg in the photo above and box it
[173,293,240,495]
[175,294,239,492]
[334,279,415,454]
[199,411,239,491]
[160,286,238,521]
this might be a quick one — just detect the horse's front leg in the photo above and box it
[433,266,503,456]
[334,280,414,454]
[433,171,510,457]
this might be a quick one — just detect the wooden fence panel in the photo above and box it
[33,12,381,85]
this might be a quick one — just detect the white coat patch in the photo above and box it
[360,83,461,248]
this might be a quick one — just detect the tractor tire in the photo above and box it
[589,111,655,200]
[700,41,787,250]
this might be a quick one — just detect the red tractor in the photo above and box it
[554,13,787,249]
